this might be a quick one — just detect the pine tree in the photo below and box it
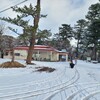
[0,0,45,64]
[86,2,100,60]
[58,24,73,49]
[74,19,88,57]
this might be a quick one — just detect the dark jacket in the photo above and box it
[70,62,75,68]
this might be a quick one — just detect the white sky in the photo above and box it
[0,0,99,45]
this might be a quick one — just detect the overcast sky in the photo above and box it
[0,0,99,45]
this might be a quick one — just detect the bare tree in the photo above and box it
[0,21,6,58]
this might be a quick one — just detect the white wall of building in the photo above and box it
[4,49,68,62]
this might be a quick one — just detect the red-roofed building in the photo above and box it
[4,45,68,61]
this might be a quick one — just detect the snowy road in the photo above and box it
[0,59,100,100]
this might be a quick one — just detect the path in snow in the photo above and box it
[0,60,76,100]
[0,59,100,100]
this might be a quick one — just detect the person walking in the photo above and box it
[69,55,75,68]
[70,60,75,68]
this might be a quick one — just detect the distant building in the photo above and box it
[4,45,68,61]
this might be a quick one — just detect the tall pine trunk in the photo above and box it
[26,0,40,64]
[91,44,97,60]
[93,44,97,60]
[76,39,79,58]
[11,48,15,62]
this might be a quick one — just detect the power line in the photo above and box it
[0,0,28,13]
[0,0,23,10]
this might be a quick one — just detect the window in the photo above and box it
[14,53,20,56]
[5,52,8,56]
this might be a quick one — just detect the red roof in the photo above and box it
[14,45,59,52]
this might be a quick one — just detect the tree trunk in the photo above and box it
[94,44,97,60]
[76,39,79,58]
[1,50,4,58]
[11,48,14,62]
[91,44,97,60]
[26,0,40,64]
[26,35,35,64]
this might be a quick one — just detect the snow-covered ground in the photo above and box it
[0,58,100,100]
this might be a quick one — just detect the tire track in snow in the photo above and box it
[82,90,100,100]
[0,68,77,100]
[43,68,100,100]
[43,83,99,100]
[66,84,100,100]
[0,66,66,91]
[43,68,80,100]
